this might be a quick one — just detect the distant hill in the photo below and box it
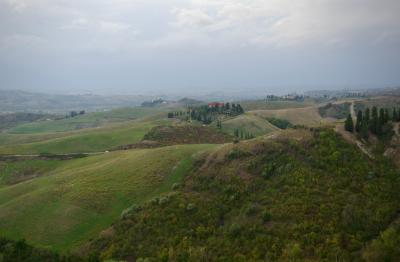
[0,90,153,113]
[0,112,56,131]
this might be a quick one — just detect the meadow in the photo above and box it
[0,144,217,250]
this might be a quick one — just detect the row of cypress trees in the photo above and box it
[345,106,400,139]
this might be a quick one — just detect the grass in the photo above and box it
[240,99,316,111]
[220,114,279,137]
[0,159,63,186]
[354,96,400,113]
[8,107,166,134]
[249,106,327,127]
[0,120,157,154]
[0,144,218,251]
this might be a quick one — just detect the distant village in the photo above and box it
[266,90,366,102]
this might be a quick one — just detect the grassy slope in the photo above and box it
[85,129,400,261]
[0,144,217,251]
[354,96,400,113]
[220,114,279,136]
[0,120,160,154]
[250,106,327,127]
[8,107,165,134]
[240,100,316,111]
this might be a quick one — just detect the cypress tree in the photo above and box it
[355,110,363,133]
[392,108,398,122]
[364,108,370,123]
[379,108,385,125]
[360,121,369,140]
[345,114,354,133]
[370,106,378,134]
[234,129,239,138]
[398,107,400,121]
[384,108,389,123]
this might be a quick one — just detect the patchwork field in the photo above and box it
[0,144,217,251]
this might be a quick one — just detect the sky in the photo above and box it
[0,0,399,95]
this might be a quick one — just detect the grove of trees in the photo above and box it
[345,106,400,140]
[168,103,244,125]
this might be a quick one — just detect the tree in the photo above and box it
[345,114,354,132]
[234,129,239,138]
[370,106,378,134]
[364,108,370,123]
[392,108,398,122]
[167,112,174,118]
[360,121,369,140]
[355,110,363,133]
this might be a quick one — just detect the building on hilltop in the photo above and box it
[208,102,225,108]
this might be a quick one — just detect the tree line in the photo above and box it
[168,103,244,125]
[234,128,255,140]
[345,106,400,140]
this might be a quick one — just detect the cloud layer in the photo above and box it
[0,0,399,94]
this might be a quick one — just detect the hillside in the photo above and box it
[0,144,217,250]
[0,90,152,113]
[250,106,327,127]
[83,128,400,261]
[219,114,280,137]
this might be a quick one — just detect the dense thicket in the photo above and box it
[86,129,400,261]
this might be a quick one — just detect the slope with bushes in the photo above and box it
[85,129,400,261]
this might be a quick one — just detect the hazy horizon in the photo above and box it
[1,0,399,95]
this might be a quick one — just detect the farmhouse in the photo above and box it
[208,102,225,108]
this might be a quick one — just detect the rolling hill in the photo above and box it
[83,128,400,261]
[219,114,280,137]
[0,144,218,250]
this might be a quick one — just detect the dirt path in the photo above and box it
[350,101,357,120]
[394,123,399,136]
[334,123,374,159]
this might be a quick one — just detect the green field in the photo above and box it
[240,99,316,111]
[0,144,217,251]
[0,120,157,154]
[220,114,279,137]
[8,107,166,134]
[250,106,329,127]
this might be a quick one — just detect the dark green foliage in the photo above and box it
[362,224,400,261]
[267,117,293,129]
[354,106,397,140]
[319,102,351,119]
[86,130,400,261]
[344,114,354,132]
[355,110,363,133]
[169,103,244,125]
[370,106,379,134]
[233,128,254,140]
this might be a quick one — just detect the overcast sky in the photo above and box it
[0,0,399,95]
